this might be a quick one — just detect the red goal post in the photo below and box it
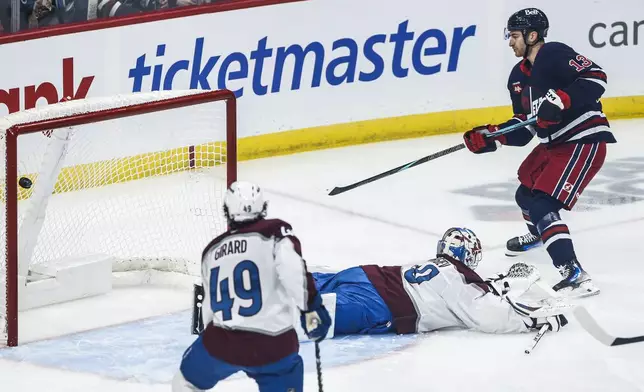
[1,89,237,347]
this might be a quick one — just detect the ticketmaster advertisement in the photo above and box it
[0,0,642,145]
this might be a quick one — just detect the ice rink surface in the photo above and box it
[2,118,644,392]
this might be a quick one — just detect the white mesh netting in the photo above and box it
[0,90,233,342]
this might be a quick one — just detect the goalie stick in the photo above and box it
[327,117,537,196]
[573,306,644,347]
[535,281,644,347]
[524,324,549,354]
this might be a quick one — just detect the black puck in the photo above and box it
[19,177,32,189]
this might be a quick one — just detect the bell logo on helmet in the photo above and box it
[525,9,541,16]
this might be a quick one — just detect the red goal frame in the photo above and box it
[3,89,237,347]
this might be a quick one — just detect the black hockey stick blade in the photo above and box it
[613,336,644,346]
[328,143,466,196]
[573,306,644,346]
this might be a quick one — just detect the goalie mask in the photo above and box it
[223,181,268,224]
[436,227,483,270]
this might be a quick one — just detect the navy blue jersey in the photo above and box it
[499,42,616,146]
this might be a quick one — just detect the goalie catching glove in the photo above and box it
[300,294,332,342]
[486,262,540,298]
[489,263,569,332]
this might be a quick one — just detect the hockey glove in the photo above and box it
[506,295,569,332]
[486,263,540,298]
[536,89,571,128]
[463,125,506,154]
[300,295,332,342]
[524,314,568,332]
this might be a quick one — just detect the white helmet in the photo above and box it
[436,227,482,270]
[223,181,268,224]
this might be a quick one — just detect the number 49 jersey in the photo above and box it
[200,218,317,335]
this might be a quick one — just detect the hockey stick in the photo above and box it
[573,306,644,346]
[534,280,644,347]
[191,281,205,335]
[314,341,324,392]
[327,117,537,196]
[524,324,549,354]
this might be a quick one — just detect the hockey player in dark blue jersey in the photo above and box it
[461,8,616,298]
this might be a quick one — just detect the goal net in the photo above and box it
[0,89,237,347]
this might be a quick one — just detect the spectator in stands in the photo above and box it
[0,0,230,33]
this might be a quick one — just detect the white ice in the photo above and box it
[1,118,644,392]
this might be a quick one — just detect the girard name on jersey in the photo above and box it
[213,239,248,261]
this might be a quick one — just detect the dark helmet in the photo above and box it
[506,8,549,42]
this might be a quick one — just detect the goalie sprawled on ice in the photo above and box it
[312,227,567,336]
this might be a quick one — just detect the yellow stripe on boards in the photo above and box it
[238,95,644,160]
[9,94,644,200]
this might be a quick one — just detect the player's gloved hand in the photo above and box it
[300,295,332,342]
[524,314,568,332]
[536,89,571,128]
[486,263,539,297]
[463,125,506,154]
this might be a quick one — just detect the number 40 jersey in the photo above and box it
[362,257,529,335]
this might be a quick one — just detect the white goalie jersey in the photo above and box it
[404,259,530,333]
[362,258,530,334]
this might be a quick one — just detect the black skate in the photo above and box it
[552,260,600,298]
[505,233,542,257]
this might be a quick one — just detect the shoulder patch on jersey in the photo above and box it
[247,219,294,239]
[511,81,523,94]
[247,219,303,256]
[508,60,530,93]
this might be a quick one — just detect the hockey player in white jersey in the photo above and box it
[173,181,332,392]
[312,227,567,336]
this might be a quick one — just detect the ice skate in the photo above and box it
[505,233,543,257]
[552,260,600,298]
